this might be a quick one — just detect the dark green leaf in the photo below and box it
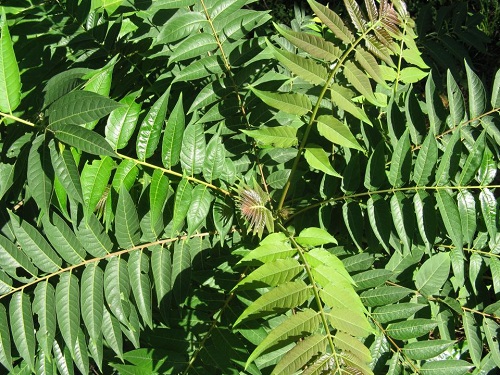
[9,292,35,372]
[180,123,206,175]
[172,239,191,305]
[403,340,456,360]
[386,319,438,340]
[51,124,116,157]
[186,185,213,235]
[9,211,62,273]
[81,156,114,217]
[388,129,411,187]
[171,178,192,236]
[104,257,131,326]
[128,250,153,329]
[162,93,184,169]
[415,253,450,296]
[106,95,141,150]
[115,184,141,249]
[0,9,21,113]
[56,272,80,354]
[420,360,472,375]
[48,91,121,127]
[413,133,438,186]
[81,262,104,344]
[136,89,169,161]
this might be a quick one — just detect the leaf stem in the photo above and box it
[0,112,36,127]
[0,232,212,301]
[116,152,231,196]
[287,184,500,222]
[276,20,385,212]
[278,223,340,369]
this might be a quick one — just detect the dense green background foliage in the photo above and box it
[0,0,499,374]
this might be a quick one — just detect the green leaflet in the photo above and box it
[172,55,224,83]
[425,72,446,135]
[33,281,56,358]
[0,9,21,113]
[81,262,104,344]
[342,201,364,250]
[329,307,373,337]
[360,286,412,307]
[155,11,206,45]
[316,115,363,151]
[458,131,486,186]
[104,257,131,327]
[492,68,500,108]
[186,185,213,235]
[413,132,438,186]
[272,334,328,375]
[81,156,114,218]
[242,126,298,148]
[9,211,62,273]
[402,340,456,360]
[334,331,372,363]
[447,70,466,127]
[344,60,381,106]
[414,252,450,296]
[266,40,328,85]
[150,245,171,309]
[308,0,354,44]
[457,190,476,246]
[42,213,86,265]
[388,129,411,187]
[275,23,341,62]
[304,144,341,177]
[162,93,185,169]
[235,258,303,291]
[48,91,122,127]
[51,124,116,157]
[115,184,141,249]
[364,142,388,190]
[55,272,80,355]
[296,227,336,247]
[172,239,191,305]
[50,145,83,203]
[10,292,36,372]
[180,123,206,175]
[213,193,233,246]
[136,88,170,161]
[102,308,123,360]
[27,136,53,215]
[77,214,112,257]
[435,130,462,186]
[82,62,115,130]
[128,250,153,329]
[386,319,438,340]
[249,86,312,116]
[245,308,320,367]
[169,33,218,64]
[331,84,373,126]
[0,304,12,371]
[390,192,414,252]
[234,280,311,326]
[171,178,192,236]
[463,311,483,366]
[436,189,463,254]
[479,188,497,239]
[0,233,38,280]
[372,303,427,324]
[367,194,391,252]
[203,135,226,182]
[112,159,139,192]
[420,360,473,375]
[465,61,486,124]
[149,170,169,236]
[105,94,141,150]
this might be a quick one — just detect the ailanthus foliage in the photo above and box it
[0,0,499,374]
